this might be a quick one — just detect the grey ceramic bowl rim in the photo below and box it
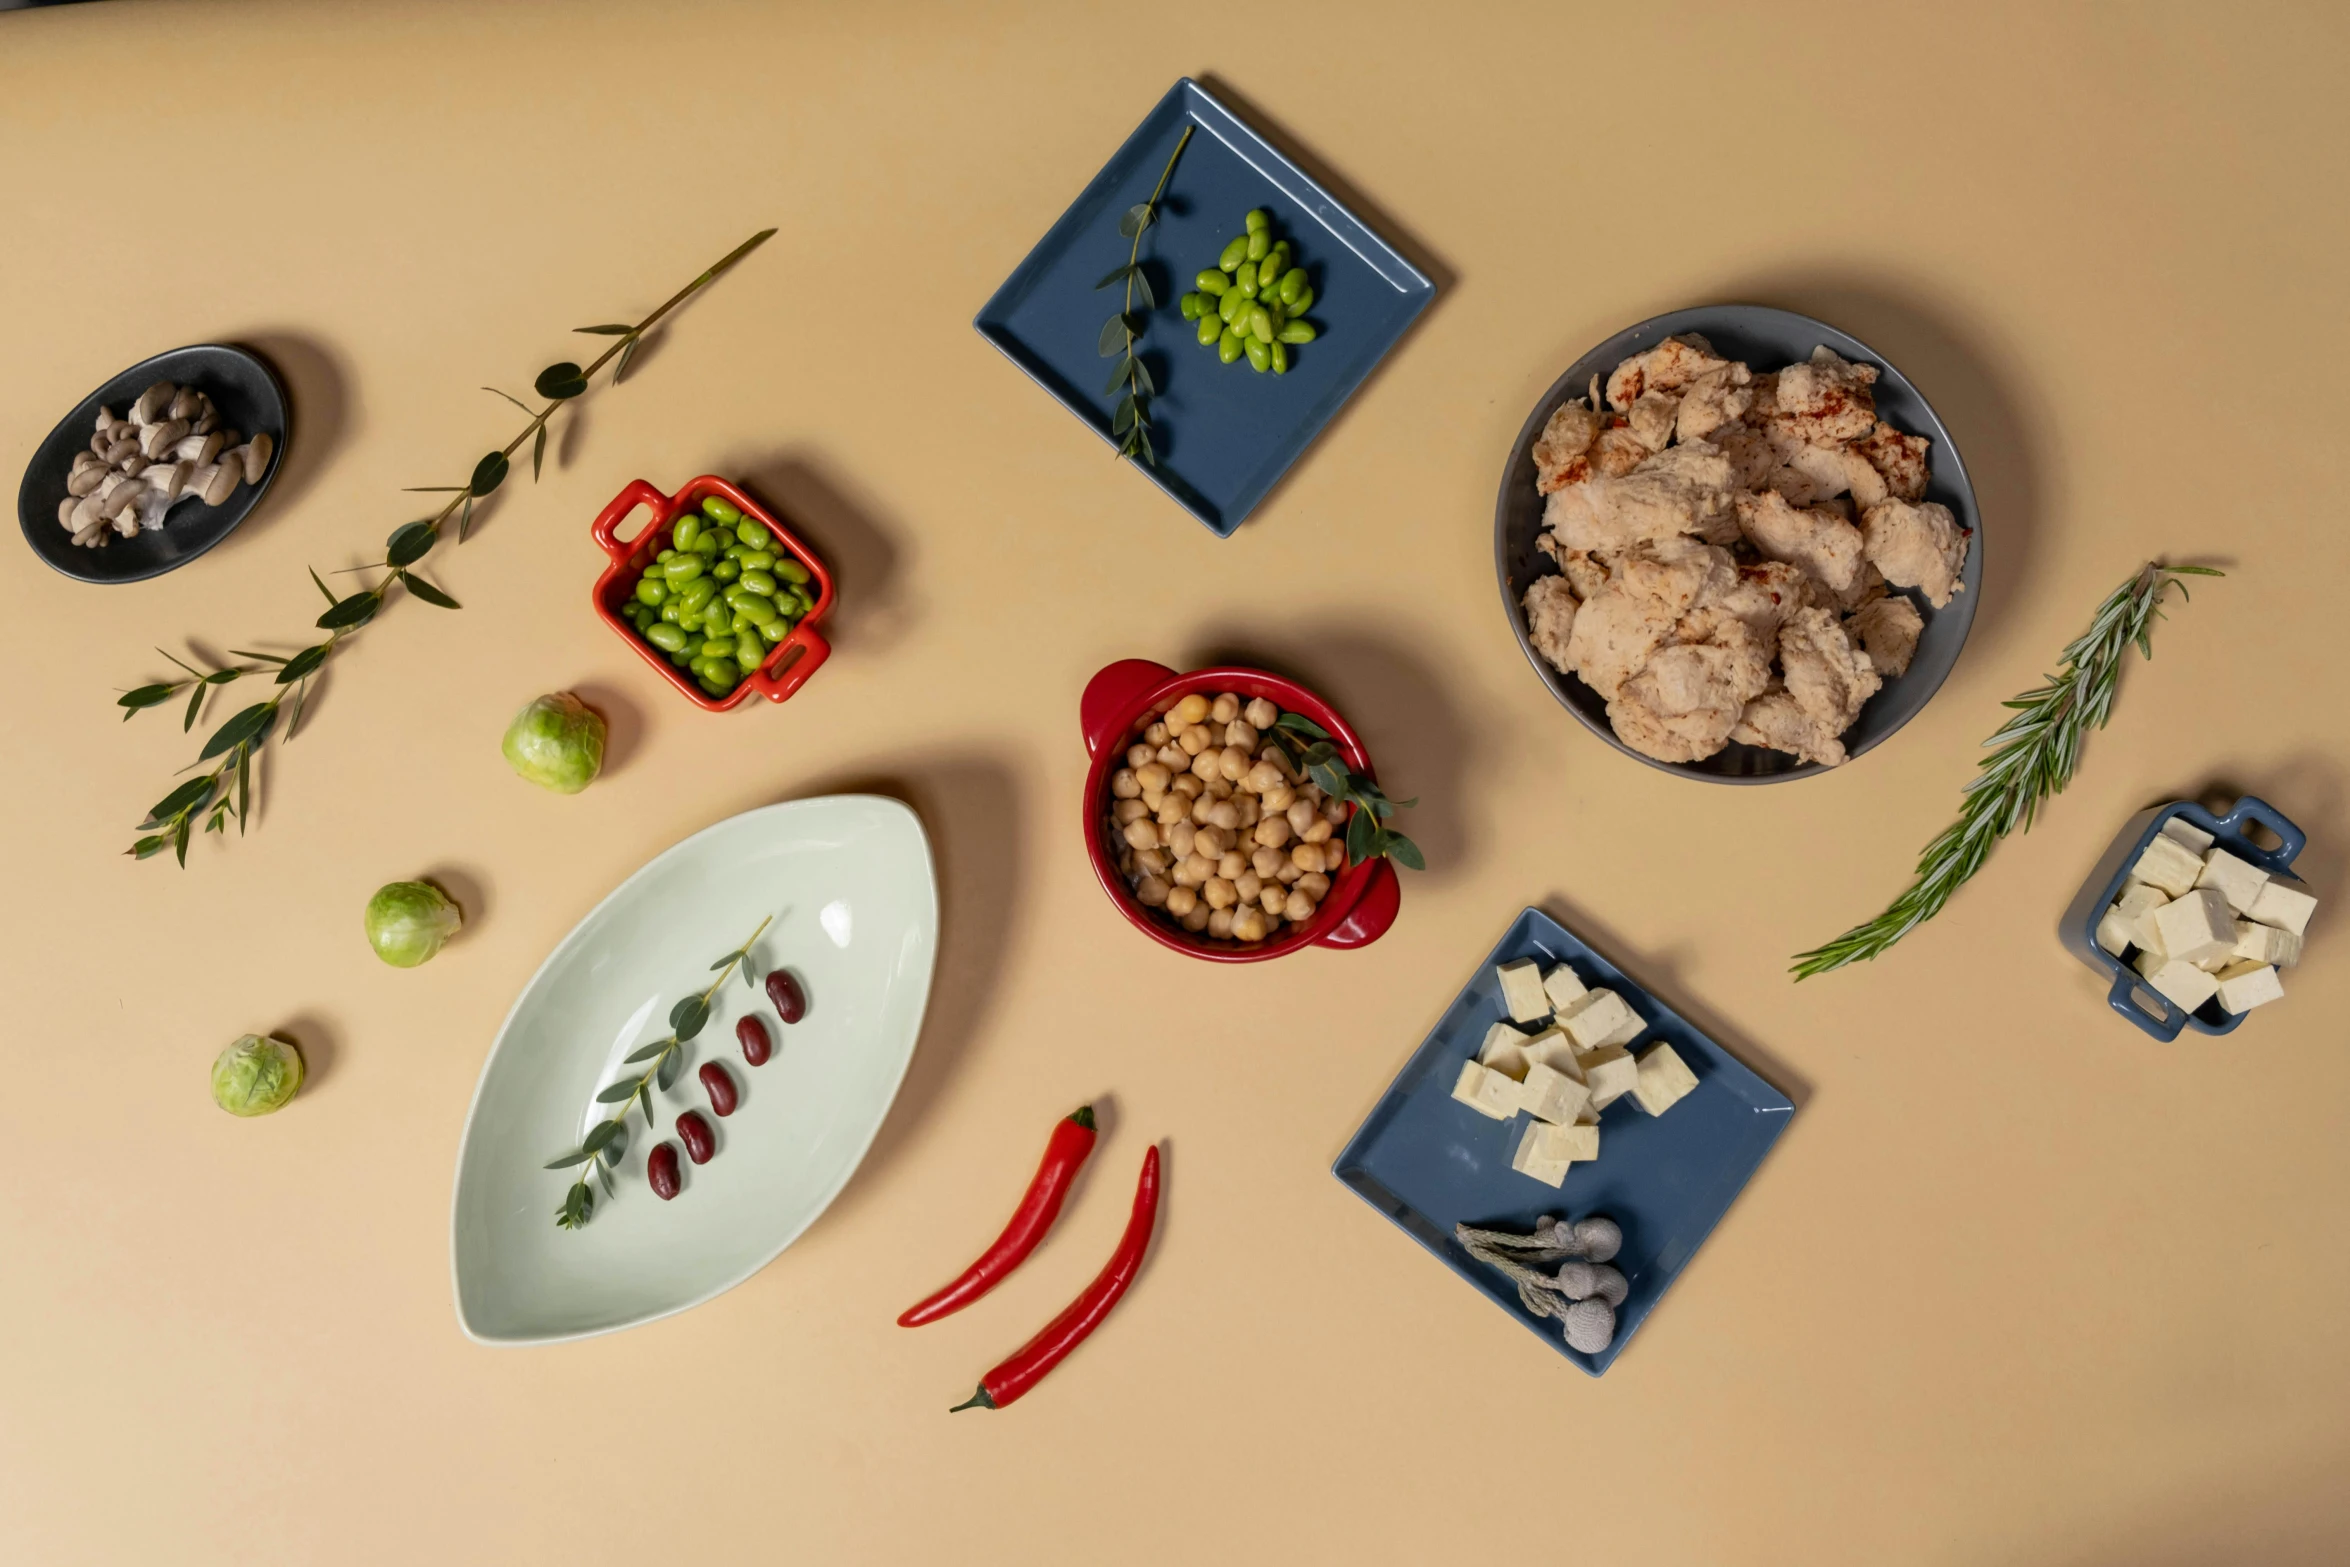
[1491,304,1981,785]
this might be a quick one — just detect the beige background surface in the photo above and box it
[3,2,2346,1562]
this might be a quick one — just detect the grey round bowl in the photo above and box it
[1494,305,1982,784]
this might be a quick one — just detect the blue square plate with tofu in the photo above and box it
[973,78,1435,536]
[1333,908,1794,1375]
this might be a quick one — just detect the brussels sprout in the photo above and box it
[502,692,606,794]
[365,879,463,967]
[211,1034,304,1117]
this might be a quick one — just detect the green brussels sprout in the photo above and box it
[365,879,463,967]
[211,1034,304,1117]
[502,692,607,794]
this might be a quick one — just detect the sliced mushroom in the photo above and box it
[104,435,140,466]
[98,477,148,520]
[111,511,140,538]
[198,462,238,507]
[66,465,107,498]
[93,405,119,436]
[57,495,79,529]
[73,520,106,548]
[167,386,204,422]
[191,408,219,437]
[235,433,272,484]
[145,460,192,502]
[96,471,135,502]
[138,418,190,460]
[170,431,226,466]
[70,493,105,533]
[132,487,174,531]
[130,381,175,425]
[92,430,116,458]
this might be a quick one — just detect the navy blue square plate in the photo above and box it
[1334,909,1794,1374]
[974,78,1434,536]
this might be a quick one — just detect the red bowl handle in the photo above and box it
[746,625,831,704]
[1317,860,1399,950]
[590,479,674,562]
[1081,659,1175,760]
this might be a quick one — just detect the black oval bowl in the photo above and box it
[17,344,288,585]
[1494,305,1982,784]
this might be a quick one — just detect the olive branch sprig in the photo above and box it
[1791,560,2224,978]
[1265,712,1426,871]
[545,915,770,1230]
[114,229,777,864]
[1094,125,1192,465]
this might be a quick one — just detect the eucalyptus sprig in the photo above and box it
[546,915,771,1230]
[1791,560,2223,978]
[1095,125,1192,465]
[115,228,777,864]
[1265,712,1426,871]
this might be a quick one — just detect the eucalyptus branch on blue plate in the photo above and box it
[1266,712,1425,871]
[1095,125,1192,465]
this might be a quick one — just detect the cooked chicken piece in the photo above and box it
[1768,441,1885,509]
[1853,420,1930,501]
[1607,631,1766,764]
[1553,545,1611,601]
[1532,402,1602,494]
[1706,423,1778,489]
[1829,560,1889,612]
[1682,559,1813,647]
[1674,363,1755,442]
[1736,490,1865,594]
[1605,332,1729,409]
[1778,605,1882,734]
[1522,576,1580,674]
[1740,371,1779,423]
[1589,427,1649,477]
[1860,498,1968,607]
[1545,440,1739,556]
[1731,684,1851,767]
[1626,391,1680,453]
[1563,536,1734,701]
[1846,595,1924,678]
[1773,346,1878,444]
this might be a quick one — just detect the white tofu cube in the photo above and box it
[1450,1060,1521,1121]
[1631,1043,1699,1116]
[2094,908,2135,957]
[2151,888,2236,967]
[1510,1121,1571,1187]
[1581,1046,1641,1111]
[1560,988,1643,1050]
[2101,883,2169,956]
[1540,964,1587,1012]
[2248,880,2317,938]
[2232,919,2302,968]
[1496,959,1550,1023]
[1476,1022,1535,1081]
[1517,1061,1594,1125]
[2129,833,2204,897]
[2132,954,2220,1014]
[2194,848,2271,916]
[2160,815,2215,854]
[2215,961,2284,1014]
[1551,1121,1600,1161]
[1520,1027,1582,1080]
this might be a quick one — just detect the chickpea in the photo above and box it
[1122,818,1160,851]
[1204,877,1238,911]
[1190,792,1216,825]
[1302,816,1334,845]
[1244,760,1285,793]
[1178,725,1213,757]
[1125,744,1154,770]
[1136,847,1171,876]
[1171,693,1211,726]
[1251,845,1285,879]
[1155,795,1189,826]
[1136,874,1171,907]
[1321,842,1348,872]
[1113,798,1149,825]
[1190,749,1222,783]
[1284,888,1316,922]
[1275,859,1304,884]
[1232,794,1260,829]
[1172,773,1206,800]
[1116,849,1134,875]
[1225,720,1259,752]
[1210,693,1241,724]
[1235,870,1264,904]
[1254,816,1292,849]
[1300,783,1326,808]
[1217,850,1248,879]
[1164,883,1198,918]
[1204,776,1234,800]
[1323,795,1349,824]
[1168,821,1198,860]
[1144,721,1171,746]
[1260,887,1286,916]
[1261,782,1296,813]
[1137,762,1172,794]
[1185,851,1221,883]
[1156,743,1188,770]
[1111,768,1141,800]
[1232,906,1269,942]
[1286,799,1318,836]
[1245,697,1279,729]
[1181,901,1213,932]
[1218,745,1251,782]
[1207,799,1241,831]
[1297,872,1331,900]
[1291,842,1323,873]
[1207,906,1236,939]
[1195,825,1231,858]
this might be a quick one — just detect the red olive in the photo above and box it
[736,1014,773,1066]
[699,1061,738,1117]
[676,1109,716,1164]
[647,1142,682,1200]
[764,968,807,1024]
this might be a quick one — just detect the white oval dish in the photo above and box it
[451,796,938,1345]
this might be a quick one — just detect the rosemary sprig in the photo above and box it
[1095,125,1192,465]
[115,229,777,863]
[545,915,771,1230]
[1791,560,2223,978]
[1265,711,1425,871]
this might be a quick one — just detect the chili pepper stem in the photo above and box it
[948,1387,997,1413]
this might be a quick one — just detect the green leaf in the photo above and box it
[534,362,588,400]
[1104,358,1137,397]
[1131,359,1156,396]
[744,959,760,990]
[531,423,546,482]
[173,813,191,867]
[402,572,460,610]
[1308,760,1349,798]
[1112,394,1137,435]
[235,742,250,831]
[595,1080,641,1104]
[710,949,745,972]
[274,643,330,684]
[458,493,474,542]
[1301,741,1338,768]
[129,834,169,859]
[308,565,338,606]
[386,520,436,567]
[1131,270,1156,310]
[1095,262,1137,290]
[1383,831,1426,871]
[544,1148,594,1169]
[202,667,242,686]
[146,774,217,825]
[1345,805,1376,866]
[401,486,469,493]
[182,682,205,733]
[469,451,509,497]
[1275,713,1331,739]
[1117,202,1153,238]
[317,591,381,631]
[199,702,276,762]
[656,1051,683,1092]
[669,995,710,1041]
[118,683,178,716]
[597,1162,615,1199]
[638,1081,654,1124]
[574,323,634,335]
[623,1038,670,1064]
[614,335,640,384]
[1097,315,1131,357]
[582,1120,624,1155]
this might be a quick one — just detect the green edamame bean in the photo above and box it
[1287,286,1314,314]
[735,630,763,668]
[674,516,702,551]
[739,569,778,596]
[772,556,810,585]
[664,556,704,584]
[646,622,688,653]
[634,577,668,607]
[1234,263,1257,298]
[736,520,764,547]
[705,601,736,636]
[1255,259,1282,296]
[701,496,742,526]
[712,558,740,583]
[677,576,717,610]
[698,637,731,658]
[1219,328,1244,364]
[694,530,722,558]
[704,657,739,686]
[1266,240,1289,269]
[660,598,684,625]
[1219,237,1248,271]
[1244,208,1270,233]
[1279,270,1304,306]
[1251,305,1274,343]
[758,617,788,644]
[1271,340,1288,375]
[1278,320,1317,344]
[1245,337,1271,372]
[735,549,772,572]
[655,548,677,563]
[1179,293,1202,321]
[1197,314,1222,346]
[1217,288,1242,324]
[1195,270,1228,296]
[1247,228,1270,261]
[732,593,779,626]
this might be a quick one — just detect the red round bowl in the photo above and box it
[1080,659,1402,963]
[589,475,833,712]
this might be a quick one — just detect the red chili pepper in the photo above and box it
[899,1105,1097,1327]
[949,1143,1159,1412]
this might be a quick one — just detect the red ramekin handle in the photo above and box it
[1317,861,1400,950]
[749,626,831,704]
[1080,660,1175,761]
[589,479,673,562]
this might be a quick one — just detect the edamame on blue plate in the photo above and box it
[1176,207,1321,376]
[614,495,816,698]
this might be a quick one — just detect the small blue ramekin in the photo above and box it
[2059,795,2309,1041]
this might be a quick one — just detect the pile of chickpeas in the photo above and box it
[1106,690,1352,944]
